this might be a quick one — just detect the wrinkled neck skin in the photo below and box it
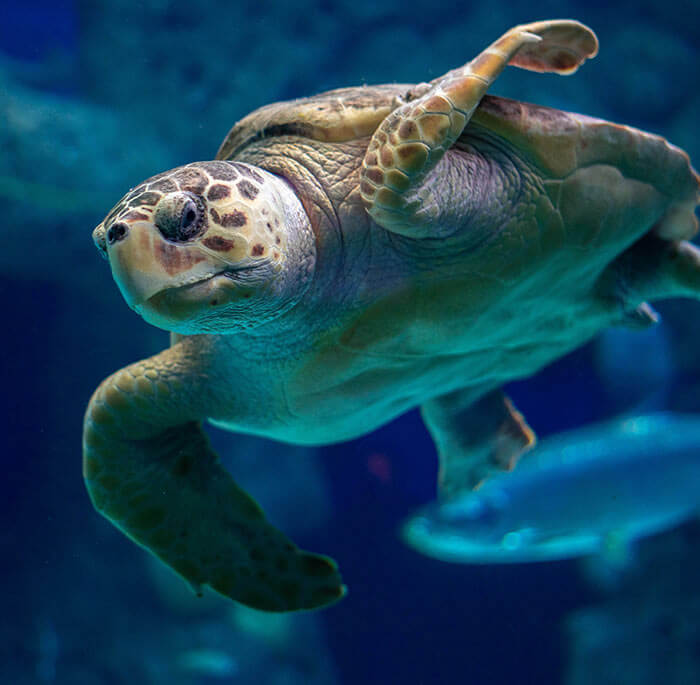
[209,142,366,356]
[212,136,499,357]
[218,172,317,335]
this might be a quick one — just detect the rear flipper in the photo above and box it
[598,233,700,326]
[83,347,345,612]
[421,387,536,496]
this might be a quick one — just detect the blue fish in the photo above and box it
[403,414,700,563]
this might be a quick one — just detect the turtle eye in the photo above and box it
[178,199,200,240]
[155,192,205,242]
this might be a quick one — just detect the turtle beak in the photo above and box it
[106,218,227,308]
[92,224,109,260]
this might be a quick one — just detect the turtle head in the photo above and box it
[93,162,316,333]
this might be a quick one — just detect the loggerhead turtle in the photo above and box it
[85,19,700,612]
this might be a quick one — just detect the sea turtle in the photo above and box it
[84,19,700,612]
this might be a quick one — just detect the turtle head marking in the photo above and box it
[93,161,316,333]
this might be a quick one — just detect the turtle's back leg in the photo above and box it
[421,387,536,496]
[360,19,598,238]
[83,343,345,612]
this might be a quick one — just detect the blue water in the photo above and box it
[2,2,699,684]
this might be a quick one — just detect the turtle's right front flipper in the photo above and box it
[360,19,598,237]
[83,344,344,612]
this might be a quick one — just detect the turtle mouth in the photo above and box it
[135,267,255,324]
[151,266,252,296]
[141,262,270,306]
[172,268,237,290]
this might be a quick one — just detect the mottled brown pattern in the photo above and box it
[210,207,247,227]
[104,202,127,226]
[360,180,375,197]
[251,243,264,256]
[122,210,150,222]
[417,113,450,142]
[385,169,410,192]
[530,107,562,125]
[201,161,239,181]
[175,168,208,195]
[207,184,231,201]
[479,95,522,120]
[220,211,247,227]
[398,120,418,140]
[423,95,451,114]
[396,143,428,172]
[380,146,394,167]
[134,191,162,206]
[237,180,259,200]
[150,178,178,193]
[214,82,408,159]
[365,168,384,185]
[203,236,234,251]
[233,163,264,184]
[155,240,206,275]
[155,240,182,274]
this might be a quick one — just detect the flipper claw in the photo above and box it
[620,302,660,329]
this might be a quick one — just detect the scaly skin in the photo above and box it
[83,339,345,611]
[85,19,700,611]
[359,20,598,236]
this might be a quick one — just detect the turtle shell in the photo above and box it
[217,83,699,207]
[216,84,409,161]
[468,95,699,202]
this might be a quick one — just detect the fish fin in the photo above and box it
[421,387,536,498]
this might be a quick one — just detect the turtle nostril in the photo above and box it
[107,222,129,245]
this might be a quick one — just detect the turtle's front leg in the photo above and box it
[83,343,344,612]
[360,19,598,237]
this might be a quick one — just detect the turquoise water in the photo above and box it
[2,2,700,683]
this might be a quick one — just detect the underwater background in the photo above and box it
[2,1,700,683]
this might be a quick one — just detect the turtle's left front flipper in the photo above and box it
[83,343,345,612]
[360,19,598,237]
[421,387,536,497]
